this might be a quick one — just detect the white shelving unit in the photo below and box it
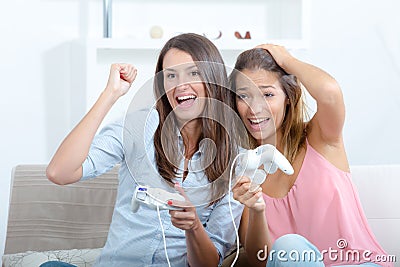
[86,37,309,51]
[70,0,310,127]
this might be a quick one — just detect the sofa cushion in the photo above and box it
[4,165,119,254]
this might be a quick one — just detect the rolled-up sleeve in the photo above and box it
[205,193,244,265]
[81,119,124,180]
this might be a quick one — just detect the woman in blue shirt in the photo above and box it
[44,33,243,267]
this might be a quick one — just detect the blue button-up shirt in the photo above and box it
[82,109,243,267]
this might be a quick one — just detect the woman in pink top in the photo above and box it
[230,45,392,267]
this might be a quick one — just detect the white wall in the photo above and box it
[0,0,82,263]
[306,0,400,165]
[1,0,399,263]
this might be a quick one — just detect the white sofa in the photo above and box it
[349,165,400,266]
[2,164,399,267]
[2,165,118,267]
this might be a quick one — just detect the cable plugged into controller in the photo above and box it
[129,144,293,267]
[131,186,185,213]
[228,144,294,265]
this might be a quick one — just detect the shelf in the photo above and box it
[70,35,308,129]
[70,0,310,127]
[108,0,310,47]
[89,37,308,51]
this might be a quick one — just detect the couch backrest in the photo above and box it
[4,165,119,254]
[4,164,399,264]
[350,165,400,264]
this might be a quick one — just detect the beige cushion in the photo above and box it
[4,165,119,254]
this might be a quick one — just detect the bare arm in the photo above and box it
[46,64,137,185]
[185,221,220,267]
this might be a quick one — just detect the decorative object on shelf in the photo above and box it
[234,31,251,39]
[202,30,222,40]
[150,25,164,39]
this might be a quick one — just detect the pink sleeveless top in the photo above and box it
[263,141,392,267]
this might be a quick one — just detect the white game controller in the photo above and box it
[236,144,294,189]
[131,185,185,212]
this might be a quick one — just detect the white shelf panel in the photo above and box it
[71,0,310,127]
[89,37,308,51]
[70,35,308,129]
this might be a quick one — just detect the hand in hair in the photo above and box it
[255,44,294,71]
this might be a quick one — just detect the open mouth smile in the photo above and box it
[248,117,270,130]
[176,94,197,108]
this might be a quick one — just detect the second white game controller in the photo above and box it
[236,144,294,187]
[131,186,185,212]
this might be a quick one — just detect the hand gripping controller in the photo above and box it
[131,186,185,212]
[237,144,294,188]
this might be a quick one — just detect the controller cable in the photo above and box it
[228,152,245,266]
[155,152,245,267]
[156,205,172,267]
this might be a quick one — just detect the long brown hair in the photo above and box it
[153,33,239,200]
[230,48,309,163]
